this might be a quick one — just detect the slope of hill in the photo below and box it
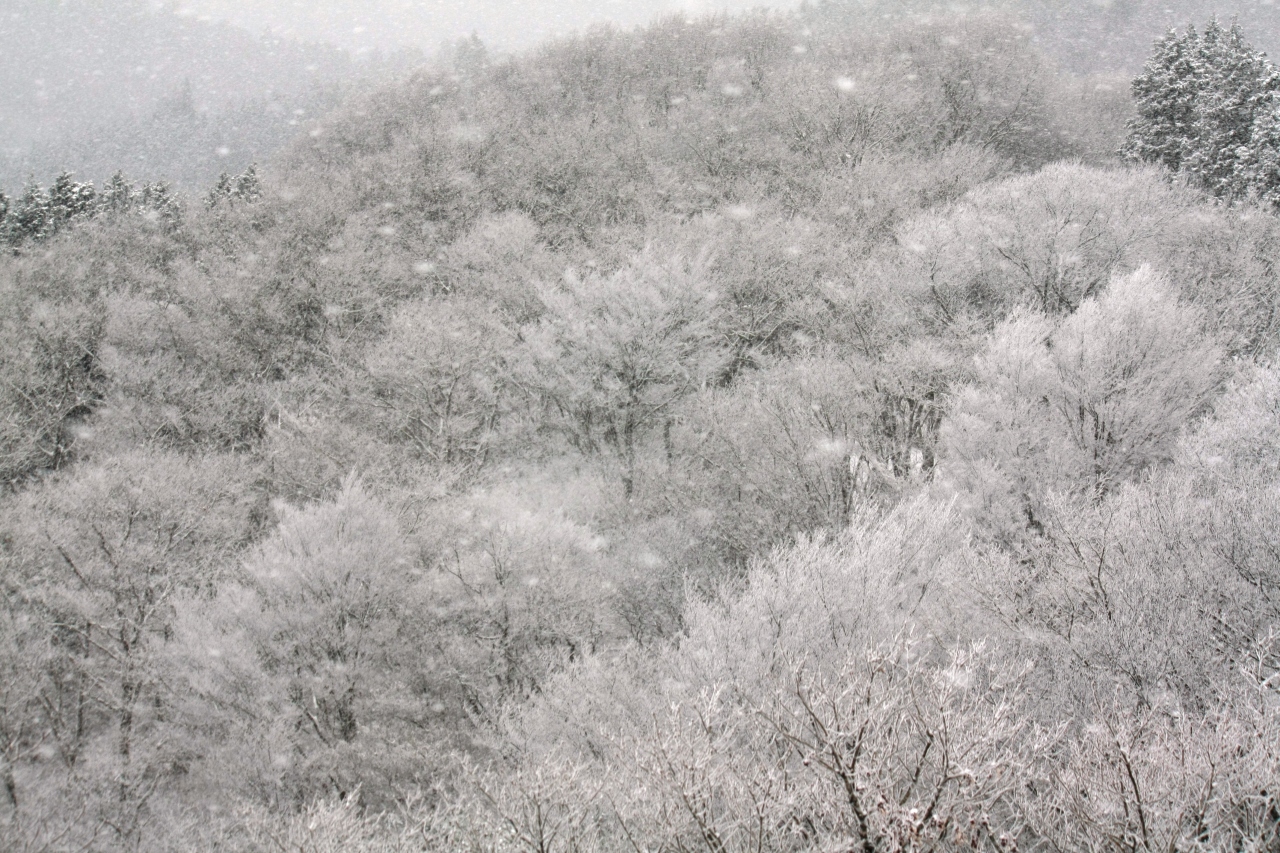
[5,4,1280,852]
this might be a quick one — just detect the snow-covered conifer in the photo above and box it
[1124,19,1280,203]
[48,171,96,229]
[1182,20,1280,199]
[1123,25,1201,172]
[9,181,51,242]
[205,171,234,208]
[206,165,261,208]
[98,170,135,214]
[139,180,182,228]
[232,163,261,203]
[1244,100,1280,207]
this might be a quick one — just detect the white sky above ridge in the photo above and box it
[169,0,804,54]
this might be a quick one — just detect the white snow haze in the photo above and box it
[7,0,1280,193]
[172,0,803,53]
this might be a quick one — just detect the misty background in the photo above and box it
[5,0,1280,195]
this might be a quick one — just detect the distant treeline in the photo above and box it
[0,172,180,245]
[0,165,263,246]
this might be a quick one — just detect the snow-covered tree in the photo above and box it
[98,171,134,214]
[136,180,181,229]
[233,163,261,203]
[205,164,262,209]
[0,452,253,850]
[1123,25,1201,172]
[1240,94,1280,207]
[451,32,489,80]
[47,172,96,230]
[518,252,727,499]
[1124,19,1280,203]
[206,478,456,804]
[942,266,1221,540]
[7,182,51,243]
[1183,21,1280,198]
[0,171,166,245]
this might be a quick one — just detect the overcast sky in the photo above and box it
[171,0,802,54]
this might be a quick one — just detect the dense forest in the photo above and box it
[5,2,1280,851]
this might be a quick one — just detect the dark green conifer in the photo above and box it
[48,171,96,230]
[206,171,233,208]
[99,171,135,214]
[1123,25,1200,172]
[1124,19,1280,203]
[232,164,261,203]
[1182,20,1280,199]
[10,181,51,243]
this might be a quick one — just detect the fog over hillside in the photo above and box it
[8,0,1280,194]
[177,0,1280,66]
[174,0,807,53]
[1019,0,1280,72]
[0,0,411,192]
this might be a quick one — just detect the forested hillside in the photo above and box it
[4,4,1280,851]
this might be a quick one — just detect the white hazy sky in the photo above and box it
[173,0,803,54]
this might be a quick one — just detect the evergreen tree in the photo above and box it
[98,171,135,214]
[1183,20,1280,199]
[2,174,99,245]
[1124,19,1280,203]
[1244,101,1280,206]
[9,182,51,243]
[205,172,234,208]
[1123,25,1200,172]
[205,165,261,209]
[453,32,489,80]
[232,163,261,203]
[47,172,96,231]
[138,180,182,229]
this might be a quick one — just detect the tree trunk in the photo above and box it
[2,757,16,811]
[119,673,136,800]
[622,414,636,500]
